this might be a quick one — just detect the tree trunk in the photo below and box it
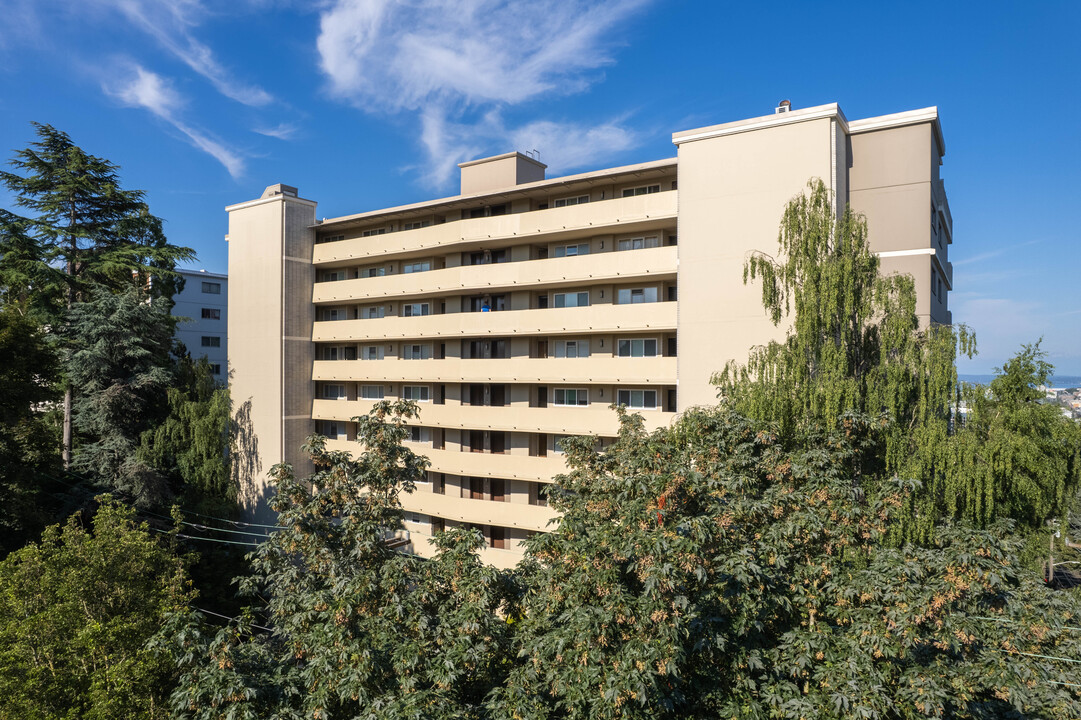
[63,387,72,469]
[63,211,75,469]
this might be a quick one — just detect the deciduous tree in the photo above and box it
[0,498,193,718]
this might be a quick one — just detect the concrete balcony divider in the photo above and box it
[312,245,677,304]
[313,301,677,342]
[312,192,678,265]
[312,398,676,436]
[312,356,676,385]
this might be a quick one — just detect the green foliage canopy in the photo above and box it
[0,304,61,552]
[0,498,193,719]
[165,401,518,719]
[139,354,236,515]
[167,405,1081,719]
[64,285,176,505]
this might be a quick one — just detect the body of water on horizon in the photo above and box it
[959,374,1081,389]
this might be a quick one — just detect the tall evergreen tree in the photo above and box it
[64,285,176,506]
[0,123,194,466]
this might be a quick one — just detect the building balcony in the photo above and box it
[324,438,567,482]
[312,245,677,304]
[311,356,676,385]
[400,491,558,534]
[312,301,677,342]
[311,192,678,265]
[312,398,676,436]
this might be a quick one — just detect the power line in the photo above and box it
[151,527,262,548]
[194,606,273,633]
[35,468,282,535]
[973,615,1081,634]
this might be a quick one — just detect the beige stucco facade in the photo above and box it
[227,102,952,567]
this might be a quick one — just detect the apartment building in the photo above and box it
[172,269,228,379]
[226,102,953,565]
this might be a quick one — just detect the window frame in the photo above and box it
[360,345,385,360]
[552,388,588,407]
[322,383,347,400]
[552,194,590,208]
[402,344,430,360]
[617,389,659,410]
[621,184,661,198]
[616,287,658,305]
[201,281,221,294]
[200,336,221,348]
[402,385,430,402]
[200,308,221,320]
[555,339,590,358]
[402,260,431,274]
[616,236,660,252]
[552,291,589,308]
[360,385,385,399]
[553,243,591,258]
[617,338,659,357]
[402,302,431,317]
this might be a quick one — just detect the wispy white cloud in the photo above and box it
[316,0,651,187]
[253,122,299,140]
[105,64,246,178]
[90,0,273,106]
[952,238,1041,267]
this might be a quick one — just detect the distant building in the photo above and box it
[172,269,228,380]
[226,101,953,563]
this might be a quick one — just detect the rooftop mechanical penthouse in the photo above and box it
[226,101,953,567]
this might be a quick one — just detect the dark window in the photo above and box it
[490,479,505,503]
[209,364,221,375]
[469,249,507,265]
[490,432,506,454]
[470,431,485,453]
[470,477,485,499]
[201,336,221,348]
[201,281,221,294]
[201,308,221,320]
[489,525,506,549]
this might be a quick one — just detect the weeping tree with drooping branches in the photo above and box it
[713,178,983,542]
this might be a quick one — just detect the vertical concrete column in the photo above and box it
[226,184,317,523]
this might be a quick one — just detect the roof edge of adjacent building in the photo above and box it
[178,268,228,280]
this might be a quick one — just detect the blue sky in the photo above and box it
[0,0,1078,375]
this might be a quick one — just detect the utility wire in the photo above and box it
[35,468,282,535]
[151,527,262,547]
[194,606,274,633]
[973,615,1081,634]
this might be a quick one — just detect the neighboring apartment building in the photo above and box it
[226,102,953,565]
[172,269,228,379]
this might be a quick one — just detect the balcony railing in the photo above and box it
[312,398,676,436]
[312,245,677,304]
[312,191,678,265]
[312,301,677,342]
[312,356,676,385]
